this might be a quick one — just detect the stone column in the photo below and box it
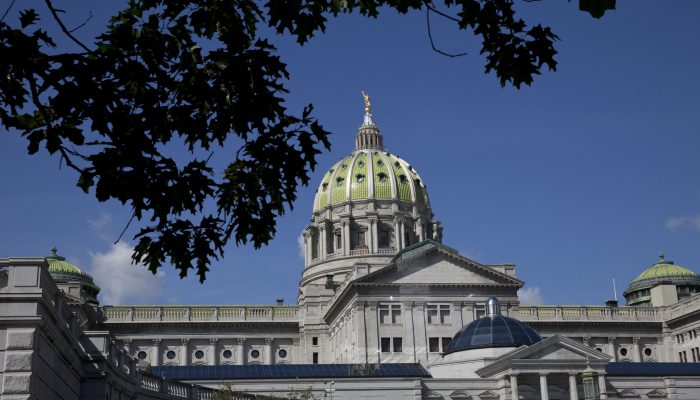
[598,374,607,399]
[292,339,301,363]
[403,302,416,363]
[607,337,617,361]
[412,303,428,364]
[399,219,406,249]
[416,218,424,242]
[303,233,310,266]
[540,373,550,400]
[355,303,368,363]
[366,303,380,363]
[236,338,246,365]
[209,338,218,366]
[342,220,351,255]
[369,218,378,253]
[461,303,474,327]
[569,373,578,400]
[264,338,274,365]
[510,374,519,400]
[123,339,133,355]
[394,218,401,250]
[319,226,326,259]
[452,302,462,329]
[180,339,189,366]
[632,337,641,362]
[151,339,161,366]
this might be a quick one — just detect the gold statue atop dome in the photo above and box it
[362,91,371,114]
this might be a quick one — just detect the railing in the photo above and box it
[349,248,369,256]
[517,306,663,322]
[307,248,397,267]
[137,371,286,399]
[101,305,300,323]
[376,247,396,255]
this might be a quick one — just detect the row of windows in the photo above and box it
[379,303,485,325]
[135,348,287,361]
[677,329,697,344]
[379,337,453,353]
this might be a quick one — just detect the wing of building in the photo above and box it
[3,101,700,399]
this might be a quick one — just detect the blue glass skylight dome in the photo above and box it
[443,297,542,355]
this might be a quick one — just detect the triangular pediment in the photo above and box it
[476,335,611,377]
[355,241,522,287]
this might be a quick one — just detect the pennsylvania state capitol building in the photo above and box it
[3,99,700,400]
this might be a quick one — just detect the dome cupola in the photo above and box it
[300,94,442,288]
[623,253,700,307]
[46,247,100,305]
[443,297,541,354]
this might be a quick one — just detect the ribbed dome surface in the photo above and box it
[626,254,700,293]
[313,150,430,212]
[443,298,541,354]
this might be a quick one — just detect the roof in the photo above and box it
[606,362,700,376]
[625,253,700,296]
[444,298,541,354]
[151,363,431,380]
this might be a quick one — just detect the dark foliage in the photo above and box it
[0,0,605,281]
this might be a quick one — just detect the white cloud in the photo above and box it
[518,286,544,305]
[297,233,305,259]
[87,212,114,242]
[665,215,700,232]
[90,241,165,305]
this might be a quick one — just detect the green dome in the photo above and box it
[631,257,696,283]
[45,247,100,304]
[624,253,700,306]
[313,150,430,212]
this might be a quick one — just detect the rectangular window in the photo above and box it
[442,337,452,352]
[312,337,318,346]
[429,337,440,353]
[335,233,342,250]
[475,306,486,319]
[355,230,366,247]
[427,304,451,324]
[393,337,403,353]
[312,352,319,364]
[380,231,390,247]
[381,337,391,353]
[379,304,402,324]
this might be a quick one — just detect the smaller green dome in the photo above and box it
[46,246,87,276]
[630,253,696,283]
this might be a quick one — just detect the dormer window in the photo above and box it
[322,183,328,192]
[376,159,384,167]
[357,160,365,168]
[355,173,365,183]
[335,176,344,186]
[399,174,408,184]
[377,172,388,182]
[340,163,347,170]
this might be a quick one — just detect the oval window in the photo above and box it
[644,348,652,356]
[195,350,204,359]
[251,349,260,359]
[278,349,288,358]
[166,350,176,360]
[137,351,147,360]
[223,350,233,359]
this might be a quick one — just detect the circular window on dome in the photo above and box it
[645,348,652,356]
[250,349,260,359]
[355,173,365,183]
[377,172,388,182]
[340,163,347,170]
[394,161,400,168]
[322,183,328,192]
[195,350,204,359]
[357,160,365,167]
[278,349,288,358]
[376,159,384,167]
[137,351,147,360]
[619,348,628,356]
[335,177,344,186]
[166,350,176,360]
[223,350,233,359]
[398,174,408,184]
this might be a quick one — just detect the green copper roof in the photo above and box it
[312,150,431,212]
[46,247,85,275]
[630,254,697,283]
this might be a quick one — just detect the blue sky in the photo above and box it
[1,1,699,306]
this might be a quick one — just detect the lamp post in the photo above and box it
[582,362,599,400]
[324,380,336,399]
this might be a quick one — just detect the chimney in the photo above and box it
[276,298,284,306]
[605,300,618,308]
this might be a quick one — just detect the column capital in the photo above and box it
[632,336,641,344]
[607,336,616,344]
[265,338,274,345]
[210,338,219,344]
[237,338,246,345]
[452,302,463,311]
[152,339,161,346]
[539,372,549,377]
[582,336,591,346]
[402,302,414,311]
[122,339,132,345]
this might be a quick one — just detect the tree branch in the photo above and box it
[68,10,92,33]
[43,0,93,53]
[425,6,467,58]
[0,0,16,23]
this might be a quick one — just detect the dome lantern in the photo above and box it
[355,91,384,150]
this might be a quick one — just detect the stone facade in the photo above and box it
[4,106,700,399]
